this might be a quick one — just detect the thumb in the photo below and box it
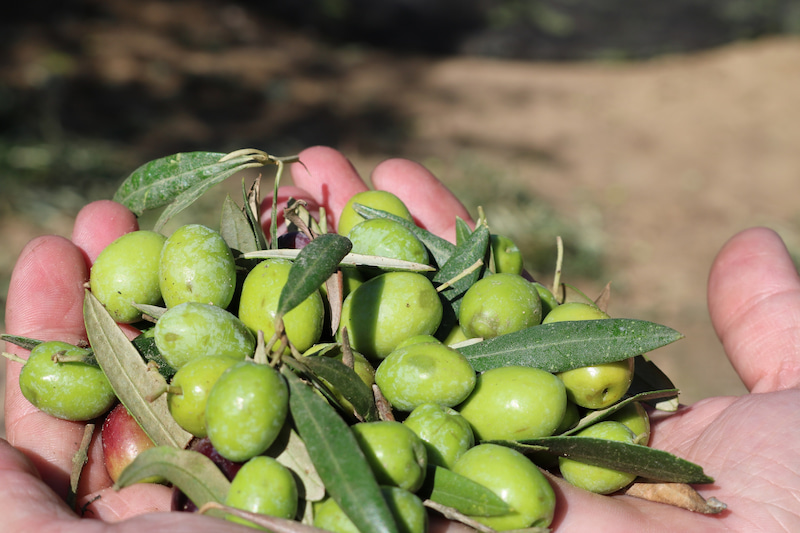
[707,227,800,393]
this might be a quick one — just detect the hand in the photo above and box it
[2,146,798,532]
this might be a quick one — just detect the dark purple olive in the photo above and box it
[171,437,244,512]
[276,231,312,250]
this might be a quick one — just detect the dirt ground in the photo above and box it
[4,6,800,436]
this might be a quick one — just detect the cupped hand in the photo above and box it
[3,146,799,533]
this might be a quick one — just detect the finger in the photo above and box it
[707,227,800,393]
[370,158,473,243]
[290,146,369,231]
[5,202,139,500]
[71,200,139,265]
[0,439,79,528]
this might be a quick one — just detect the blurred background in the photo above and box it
[4,0,800,435]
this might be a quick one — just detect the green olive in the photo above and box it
[336,190,414,238]
[205,361,288,462]
[90,230,166,323]
[225,456,298,526]
[159,224,236,309]
[375,342,476,412]
[154,302,254,369]
[558,421,638,494]
[338,271,443,361]
[238,258,324,354]
[458,273,542,339]
[19,341,116,421]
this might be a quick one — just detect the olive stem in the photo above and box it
[552,235,564,298]
[1,351,27,365]
[436,259,484,293]
[67,423,95,512]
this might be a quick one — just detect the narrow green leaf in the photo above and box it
[433,222,489,311]
[276,234,352,318]
[220,194,259,254]
[509,437,714,485]
[84,291,192,448]
[418,465,510,517]
[353,204,456,268]
[116,446,230,508]
[130,331,177,381]
[562,389,679,436]
[113,152,227,214]
[0,334,44,351]
[243,175,268,251]
[454,217,473,245]
[301,355,380,422]
[283,368,399,533]
[629,354,680,411]
[459,319,684,373]
[153,155,264,231]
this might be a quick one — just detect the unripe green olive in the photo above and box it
[159,224,236,309]
[238,258,324,354]
[458,273,542,339]
[457,365,566,441]
[19,341,116,421]
[336,190,414,238]
[351,421,427,492]
[167,354,240,438]
[205,361,288,462]
[338,272,443,361]
[375,342,476,412]
[313,486,427,533]
[490,234,523,275]
[348,218,429,266]
[395,334,440,350]
[403,402,474,469]
[543,302,634,409]
[609,401,651,445]
[558,421,638,494]
[452,443,555,530]
[225,456,298,526]
[90,230,166,323]
[154,302,255,369]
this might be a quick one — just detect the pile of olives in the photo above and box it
[8,158,699,533]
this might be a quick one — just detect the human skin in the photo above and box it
[3,146,800,531]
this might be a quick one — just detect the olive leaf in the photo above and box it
[353,204,456,268]
[454,217,473,245]
[269,427,326,501]
[507,436,714,485]
[276,233,352,321]
[301,355,380,422]
[433,221,490,338]
[115,446,231,509]
[283,368,399,533]
[220,193,259,255]
[561,389,679,436]
[629,354,680,411]
[130,331,177,381]
[0,334,44,351]
[418,465,510,517]
[113,151,227,214]
[84,291,192,449]
[458,319,684,373]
